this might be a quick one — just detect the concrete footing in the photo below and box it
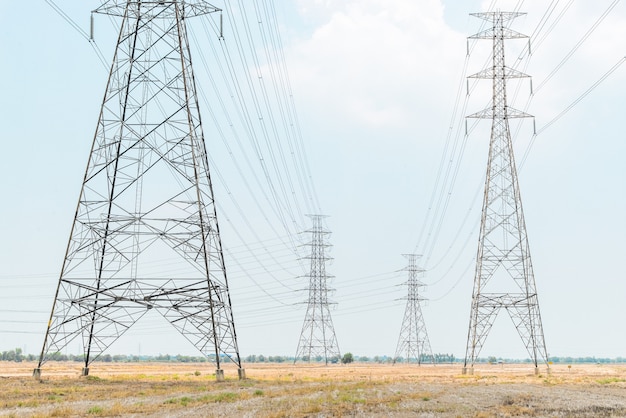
[215,369,225,382]
[238,368,246,380]
[32,368,41,379]
[461,367,474,375]
[81,367,90,377]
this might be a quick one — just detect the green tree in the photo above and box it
[341,352,354,364]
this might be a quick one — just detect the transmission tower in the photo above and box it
[393,254,434,365]
[463,11,548,375]
[294,215,341,364]
[33,1,244,381]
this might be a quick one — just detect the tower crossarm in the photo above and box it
[94,1,221,18]
[466,106,533,119]
[470,12,526,23]
[468,67,530,79]
[469,27,527,40]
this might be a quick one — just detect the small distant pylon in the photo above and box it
[33,1,243,381]
[393,254,434,365]
[294,215,341,364]
[463,11,548,375]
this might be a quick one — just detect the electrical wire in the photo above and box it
[44,0,109,69]
[519,55,626,167]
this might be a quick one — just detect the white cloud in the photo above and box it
[288,0,466,130]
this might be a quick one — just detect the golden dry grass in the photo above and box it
[1,362,626,417]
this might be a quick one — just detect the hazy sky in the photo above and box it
[0,0,625,362]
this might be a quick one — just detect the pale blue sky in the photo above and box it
[0,0,624,361]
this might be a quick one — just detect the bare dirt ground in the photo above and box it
[1,361,626,417]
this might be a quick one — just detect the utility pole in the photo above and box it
[463,11,548,375]
[33,1,244,381]
[393,254,434,365]
[294,215,341,365]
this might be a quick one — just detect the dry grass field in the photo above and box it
[1,361,626,417]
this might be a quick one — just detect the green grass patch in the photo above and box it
[87,405,104,414]
[200,391,239,403]
[164,396,193,406]
[597,377,626,384]
[179,396,193,406]
[164,391,240,407]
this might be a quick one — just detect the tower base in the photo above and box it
[81,367,90,377]
[32,368,41,379]
[238,368,246,380]
[215,369,225,382]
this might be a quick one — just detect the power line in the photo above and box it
[520,55,626,167]
[534,0,621,94]
[538,56,626,135]
[44,0,109,69]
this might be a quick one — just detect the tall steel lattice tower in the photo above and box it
[34,0,244,381]
[463,11,548,375]
[393,254,434,365]
[294,215,341,364]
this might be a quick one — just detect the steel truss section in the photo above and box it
[294,215,341,365]
[463,11,548,374]
[393,254,434,365]
[34,0,243,380]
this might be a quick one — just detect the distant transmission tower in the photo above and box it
[393,254,434,365]
[463,12,548,375]
[295,215,341,364]
[33,1,244,381]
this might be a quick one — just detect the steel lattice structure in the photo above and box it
[34,0,244,381]
[393,254,434,365]
[294,215,341,364]
[463,12,548,375]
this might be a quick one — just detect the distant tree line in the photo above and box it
[477,356,626,365]
[244,353,456,364]
[244,354,292,363]
[548,356,626,364]
[3,348,626,364]
[0,349,210,363]
[1,348,28,362]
